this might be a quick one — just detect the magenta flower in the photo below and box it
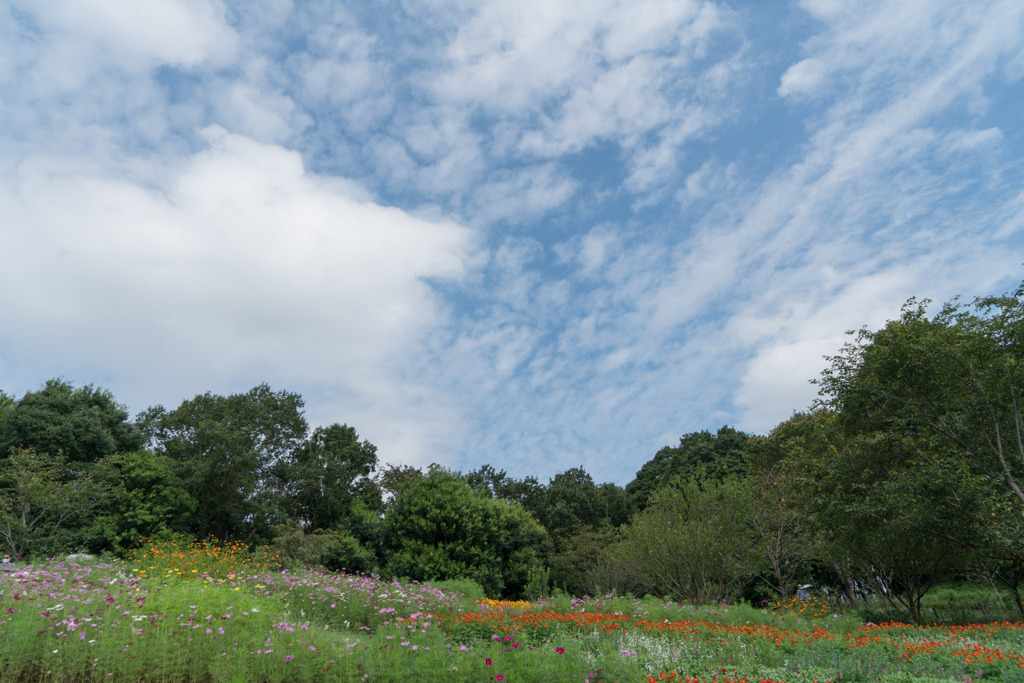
[555,647,565,654]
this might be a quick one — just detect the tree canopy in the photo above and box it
[626,425,750,509]
[0,379,143,463]
[138,384,308,542]
[382,466,551,597]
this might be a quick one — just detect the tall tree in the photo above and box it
[627,426,750,509]
[538,467,603,539]
[0,379,143,463]
[752,407,978,618]
[89,449,196,552]
[817,285,1024,570]
[0,449,109,558]
[139,384,308,542]
[0,391,13,425]
[281,423,381,531]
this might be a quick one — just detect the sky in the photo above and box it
[1,0,1022,485]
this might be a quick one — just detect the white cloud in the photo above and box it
[434,0,720,109]
[23,0,237,77]
[217,82,312,143]
[943,127,1003,154]
[0,129,475,465]
[778,57,827,97]
[577,227,619,277]
[385,0,742,210]
[471,164,578,224]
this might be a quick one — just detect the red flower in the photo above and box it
[555,647,565,654]
[486,658,493,666]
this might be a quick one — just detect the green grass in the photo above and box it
[853,582,1022,627]
[3,557,1024,682]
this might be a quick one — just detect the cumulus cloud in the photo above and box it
[0,129,474,465]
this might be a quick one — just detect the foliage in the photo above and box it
[0,449,109,558]
[89,449,196,553]
[548,525,621,597]
[0,391,13,424]
[808,285,1024,619]
[627,426,750,510]
[538,467,605,539]
[269,520,376,573]
[765,410,972,622]
[608,474,760,604]
[0,379,143,463]
[466,464,629,550]
[138,384,308,543]
[281,422,380,531]
[816,287,1024,564]
[524,565,551,600]
[382,466,551,597]
[745,457,815,600]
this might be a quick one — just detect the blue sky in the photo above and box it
[1,0,1022,485]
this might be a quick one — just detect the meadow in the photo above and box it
[1,539,1022,682]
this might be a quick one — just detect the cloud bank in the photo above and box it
[1,0,1022,482]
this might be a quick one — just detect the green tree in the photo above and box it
[139,384,308,542]
[283,423,380,531]
[818,431,968,621]
[375,463,423,498]
[89,449,196,552]
[0,391,13,424]
[464,466,548,518]
[596,482,631,528]
[816,286,1024,596]
[0,449,108,558]
[269,521,377,573]
[0,379,143,463]
[548,525,621,597]
[465,464,511,498]
[608,474,759,604]
[537,467,603,540]
[382,466,551,597]
[626,426,749,509]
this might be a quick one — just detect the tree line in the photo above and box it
[1,281,1022,616]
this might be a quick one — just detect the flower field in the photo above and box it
[1,540,1022,681]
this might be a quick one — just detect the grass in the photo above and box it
[2,544,1024,681]
[853,582,1023,626]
